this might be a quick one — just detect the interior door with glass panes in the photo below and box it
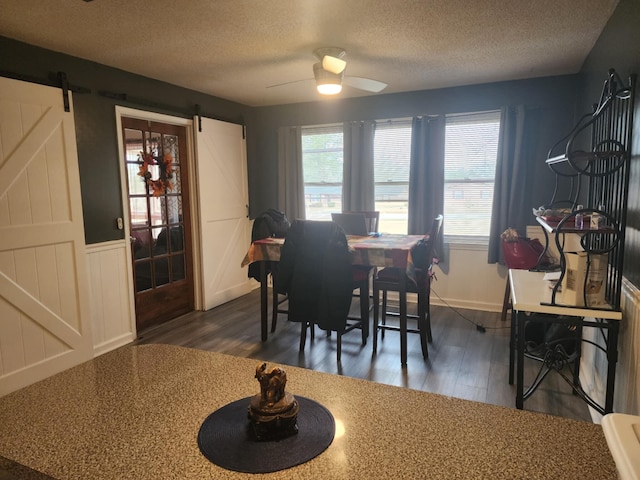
[121,117,194,332]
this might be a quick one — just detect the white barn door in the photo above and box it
[193,117,252,310]
[0,77,92,396]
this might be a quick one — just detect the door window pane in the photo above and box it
[132,229,151,259]
[127,164,147,195]
[152,227,167,253]
[167,196,182,224]
[167,166,181,194]
[172,254,186,281]
[135,260,152,292]
[164,134,180,164]
[129,198,148,226]
[154,257,170,286]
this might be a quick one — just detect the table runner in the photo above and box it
[242,234,424,272]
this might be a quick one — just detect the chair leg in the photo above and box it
[271,277,279,333]
[359,281,369,344]
[399,288,408,367]
[381,290,388,340]
[426,293,433,343]
[417,291,428,360]
[299,321,307,351]
[337,333,342,362]
[372,282,379,354]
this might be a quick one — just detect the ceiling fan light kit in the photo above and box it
[314,47,347,74]
[266,47,387,96]
[314,62,343,95]
[321,55,347,74]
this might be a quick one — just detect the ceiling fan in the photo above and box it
[269,47,387,96]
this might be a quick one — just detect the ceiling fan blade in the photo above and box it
[322,55,347,75]
[266,78,312,89]
[343,76,387,93]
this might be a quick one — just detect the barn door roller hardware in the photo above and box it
[57,72,71,112]
[0,70,90,112]
[195,104,202,132]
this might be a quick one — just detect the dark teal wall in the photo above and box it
[0,36,250,244]
[579,0,640,288]
[0,34,595,250]
[247,75,580,219]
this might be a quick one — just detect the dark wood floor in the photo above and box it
[133,288,592,422]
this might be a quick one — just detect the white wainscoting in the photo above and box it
[581,277,640,421]
[431,242,506,312]
[86,240,136,356]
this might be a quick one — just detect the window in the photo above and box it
[300,112,500,241]
[374,120,412,233]
[444,111,501,241]
[301,125,343,220]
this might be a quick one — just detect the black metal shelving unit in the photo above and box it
[537,69,635,310]
[510,69,636,415]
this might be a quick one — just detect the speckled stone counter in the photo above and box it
[0,345,616,479]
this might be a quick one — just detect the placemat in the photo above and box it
[197,395,334,473]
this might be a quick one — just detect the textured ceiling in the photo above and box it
[0,0,619,107]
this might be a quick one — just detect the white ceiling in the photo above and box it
[0,0,619,107]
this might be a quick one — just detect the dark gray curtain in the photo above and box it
[408,115,446,258]
[487,105,538,264]
[277,126,306,220]
[343,120,376,212]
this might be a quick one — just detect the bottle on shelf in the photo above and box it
[590,204,605,229]
[575,205,584,229]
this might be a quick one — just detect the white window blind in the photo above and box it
[301,124,343,220]
[444,111,501,240]
[374,120,412,233]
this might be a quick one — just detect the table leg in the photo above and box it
[359,284,369,340]
[605,320,619,414]
[572,324,583,393]
[516,311,525,409]
[260,261,268,342]
[509,307,516,385]
[399,276,407,367]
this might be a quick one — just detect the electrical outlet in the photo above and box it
[116,217,124,230]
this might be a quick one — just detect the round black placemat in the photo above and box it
[197,396,335,473]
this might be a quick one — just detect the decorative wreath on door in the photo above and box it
[137,151,174,196]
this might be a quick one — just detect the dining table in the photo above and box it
[241,233,425,350]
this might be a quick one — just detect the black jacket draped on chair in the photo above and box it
[276,220,353,333]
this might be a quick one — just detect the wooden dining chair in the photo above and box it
[343,211,380,337]
[270,265,289,332]
[248,209,291,334]
[276,220,367,362]
[344,210,380,234]
[372,214,443,365]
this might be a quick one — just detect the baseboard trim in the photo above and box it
[93,333,135,357]
[430,298,502,313]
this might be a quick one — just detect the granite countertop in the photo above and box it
[0,345,616,479]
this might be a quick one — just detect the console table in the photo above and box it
[509,269,621,415]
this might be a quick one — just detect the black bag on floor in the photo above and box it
[524,315,580,358]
